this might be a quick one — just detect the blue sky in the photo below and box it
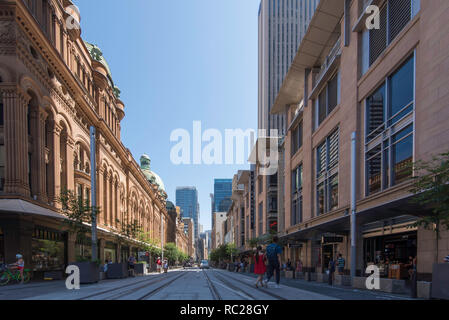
[76,0,259,231]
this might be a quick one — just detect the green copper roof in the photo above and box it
[84,41,114,85]
[140,154,165,192]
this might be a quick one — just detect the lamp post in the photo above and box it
[90,126,98,262]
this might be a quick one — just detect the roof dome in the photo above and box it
[140,154,165,193]
[166,201,176,211]
[84,41,114,85]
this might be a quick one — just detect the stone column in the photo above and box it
[97,167,105,226]
[108,175,113,226]
[52,123,62,207]
[37,110,48,202]
[66,136,75,192]
[2,87,30,196]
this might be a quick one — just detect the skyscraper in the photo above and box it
[213,179,232,213]
[176,187,199,240]
[258,0,319,136]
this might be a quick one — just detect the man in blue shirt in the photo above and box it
[263,236,282,288]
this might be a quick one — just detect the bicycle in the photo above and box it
[0,264,31,286]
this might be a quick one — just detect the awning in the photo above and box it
[281,194,428,242]
[0,199,66,220]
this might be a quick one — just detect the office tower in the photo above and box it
[213,179,232,213]
[258,0,319,136]
[176,187,199,240]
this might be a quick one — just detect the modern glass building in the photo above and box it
[176,187,199,239]
[213,179,232,213]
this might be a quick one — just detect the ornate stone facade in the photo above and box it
[0,0,171,274]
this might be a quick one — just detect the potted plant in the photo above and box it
[60,190,100,284]
[410,152,449,299]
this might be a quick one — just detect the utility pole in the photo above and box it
[90,126,98,262]
[161,216,164,262]
[350,132,357,280]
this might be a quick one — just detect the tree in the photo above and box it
[247,238,259,249]
[226,243,238,262]
[59,189,99,251]
[410,151,449,263]
[164,243,179,265]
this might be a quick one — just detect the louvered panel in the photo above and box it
[369,4,387,65]
[328,130,339,169]
[389,0,411,43]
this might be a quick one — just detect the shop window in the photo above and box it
[365,55,415,196]
[315,129,339,216]
[31,227,66,272]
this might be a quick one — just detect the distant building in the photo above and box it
[176,187,199,240]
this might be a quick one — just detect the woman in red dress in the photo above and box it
[254,246,267,288]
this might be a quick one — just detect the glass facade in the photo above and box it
[31,226,67,272]
[176,187,199,239]
[213,179,232,213]
[365,55,415,195]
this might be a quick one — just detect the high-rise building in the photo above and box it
[176,187,199,240]
[258,0,319,136]
[213,179,232,213]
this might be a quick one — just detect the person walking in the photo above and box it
[156,257,162,273]
[263,236,283,288]
[328,258,336,286]
[163,259,168,273]
[254,246,267,288]
[337,253,345,275]
[128,254,136,277]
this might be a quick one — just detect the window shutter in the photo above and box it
[389,0,411,43]
[328,130,339,169]
[369,4,387,65]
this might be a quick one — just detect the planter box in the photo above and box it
[285,271,294,279]
[72,262,99,284]
[99,272,106,281]
[295,272,305,280]
[134,263,148,276]
[431,263,449,300]
[417,281,432,299]
[317,273,329,283]
[335,274,352,287]
[43,271,63,280]
[352,276,407,294]
[106,263,128,279]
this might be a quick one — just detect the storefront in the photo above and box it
[75,237,96,262]
[320,234,345,273]
[104,241,117,263]
[31,226,67,274]
[0,226,4,263]
[121,246,129,263]
[363,217,417,279]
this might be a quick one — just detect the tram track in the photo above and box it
[78,271,181,300]
[209,269,256,300]
[213,269,287,300]
[135,271,188,300]
[202,269,222,300]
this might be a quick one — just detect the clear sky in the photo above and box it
[76,0,260,231]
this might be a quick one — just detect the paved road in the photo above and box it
[0,268,416,300]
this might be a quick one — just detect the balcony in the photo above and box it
[310,37,341,98]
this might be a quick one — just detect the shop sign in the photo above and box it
[288,243,303,249]
[322,236,343,244]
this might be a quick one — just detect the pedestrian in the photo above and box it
[235,260,240,273]
[263,236,283,288]
[337,253,345,275]
[156,257,162,273]
[128,254,136,277]
[287,259,292,271]
[163,259,168,273]
[103,259,110,273]
[254,246,267,288]
[328,258,336,286]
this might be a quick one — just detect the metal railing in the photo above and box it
[313,37,341,90]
